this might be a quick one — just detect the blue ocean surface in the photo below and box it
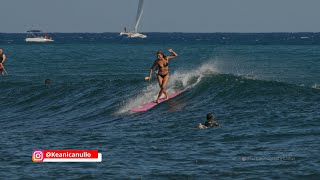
[0,33,319,179]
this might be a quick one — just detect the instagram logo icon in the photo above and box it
[32,150,44,162]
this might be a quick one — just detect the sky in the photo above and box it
[1,0,320,33]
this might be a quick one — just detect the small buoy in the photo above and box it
[145,77,150,80]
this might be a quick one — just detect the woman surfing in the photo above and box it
[147,49,178,103]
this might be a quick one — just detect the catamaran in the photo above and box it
[120,0,147,38]
[25,30,54,42]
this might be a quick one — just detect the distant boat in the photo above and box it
[120,0,147,38]
[25,30,54,42]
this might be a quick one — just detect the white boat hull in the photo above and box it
[25,37,54,42]
[120,32,147,38]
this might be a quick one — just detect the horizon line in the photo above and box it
[1,31,320,34]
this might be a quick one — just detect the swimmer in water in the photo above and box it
[0,48,7,75]
[45,79,52,87]
[198,113,220,129]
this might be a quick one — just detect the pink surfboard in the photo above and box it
[130,90,184,112]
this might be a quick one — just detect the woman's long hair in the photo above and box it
[156,51,166,59]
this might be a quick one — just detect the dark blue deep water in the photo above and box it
[0,33,319,179]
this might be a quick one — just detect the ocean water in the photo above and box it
[0,33,319,179]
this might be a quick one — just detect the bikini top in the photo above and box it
[158,61,168,69]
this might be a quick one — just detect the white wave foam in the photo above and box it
[117,62,219,114]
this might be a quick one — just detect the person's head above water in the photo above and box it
[156,51,166,60]
[45,79,52,86]
[0,48,3,54]
[206,113,215,120]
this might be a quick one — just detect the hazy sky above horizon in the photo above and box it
[1,0,320,33]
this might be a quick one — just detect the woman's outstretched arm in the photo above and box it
[149,60,157,79]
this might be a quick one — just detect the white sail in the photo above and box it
[120,0,147,38]
[134,0,144,33]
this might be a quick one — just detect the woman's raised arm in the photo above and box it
[166,49,178,60]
